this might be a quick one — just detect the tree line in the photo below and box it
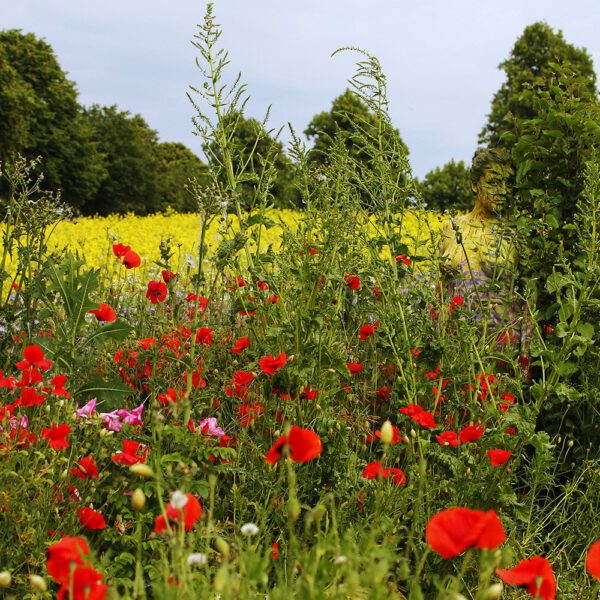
[0,23,598,215]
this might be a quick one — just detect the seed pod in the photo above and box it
[131,488,146,511]
[129,464,155,478]
[30,575,47,592]
[380,420,394,444]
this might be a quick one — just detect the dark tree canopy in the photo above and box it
[480,22,597,146]
[82,105,161,216]
[417,160,474,211]
[205,112,300,210]
[304,89,408,168]
[0,30,104,210]
[154,142,209,213]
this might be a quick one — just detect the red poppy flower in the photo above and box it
[344,274,361,290]
[112,243,130,258]
[122,250,141,269]
[146,280,168,304]
[41,423,71,450]
[17,344,52,371]
[300,386,318,400]
[231,336,250,354]
[259,352,287,375]
[46,536,90,584]
[237,402,263,427]
[411,410,438,429]
[157,388,178,405]
[49,374,70,397]
[271,541,280,559]
[400,403,422,416]
[234,370,254,386]
[496,556,556,600]
[153,493,202,533]
[359,324,376,340]
[449,295,465,313]
[265,426,322,464]
[195,327,213,345]
[395,254,412,266]
[487,449,512,467]
[56,566,107,600]
[88,303,117,322]
[587,540,600,579]
[361,461,406,486]
[426,507,506,559]
[347,362,363,374]
[17,386,45,407]
[459,424,484,443]
[161,270,178,283]
[112,440,148,465]
[76,507,107,530]
[71,456,99,479]
[436,431,461,447]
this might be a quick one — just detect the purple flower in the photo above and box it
[197,417,225,437]
[76,398,97,419]
[100,410,122,432]
[116,402,144,427]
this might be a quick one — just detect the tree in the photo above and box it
[204,112,300,210]
[0,30,104,210]
[480,22,597,146]
[82,105,161,216]
[304,89,408,168]
[154,142,209,212]
[417,160,474,211]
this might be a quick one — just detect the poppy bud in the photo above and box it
[0,571,11,587]
[466,468,472,476]
[288,497,301,523]
[410,429,417,439]
[482,583,503,600]
[215,537,229,557]
[397,559,410,580]
[213,565,228,592]
[30,575,47,592]
[380,420,394,444]
[131,488,146,511]
[568,440,574,447]
[129,464,155,478]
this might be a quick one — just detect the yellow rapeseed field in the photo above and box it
[5,209,445,279]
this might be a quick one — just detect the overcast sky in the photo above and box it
[2,0,599,177]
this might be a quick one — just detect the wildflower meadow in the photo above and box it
[1,5,600,600]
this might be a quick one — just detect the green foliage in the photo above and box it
[81,105,163,215]
[480,21,597,146]
[154,142,210,212]
[204,111,301,210]
[417,159,474,211]
[0,30,105,211]
[304,88,409,211]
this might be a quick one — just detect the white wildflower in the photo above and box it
[170,490,188,510]
[187,552,208,567]
[240,522,259,537]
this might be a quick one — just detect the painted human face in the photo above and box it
[473,164,513,216]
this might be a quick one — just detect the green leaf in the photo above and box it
[576,322,594,340]
[83,320,133,346]
[76,376,132,409]
[558,362,578,376]
[546,272,570,293]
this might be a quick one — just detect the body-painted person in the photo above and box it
[438,147,532,376]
